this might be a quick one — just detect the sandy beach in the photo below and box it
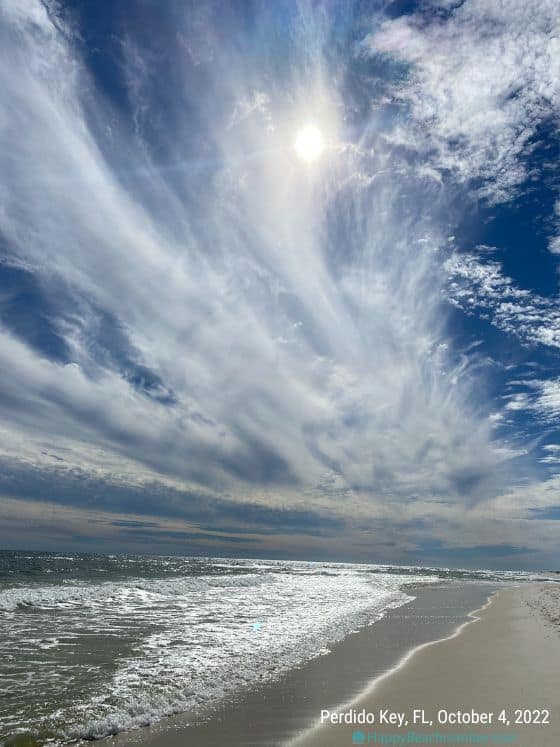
[107,582,559,747]
[293,583,560,747]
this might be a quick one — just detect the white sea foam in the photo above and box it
[76,574,418,739]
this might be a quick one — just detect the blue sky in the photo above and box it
[0,0,559,569]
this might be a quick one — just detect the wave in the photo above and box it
[1,566,430,743]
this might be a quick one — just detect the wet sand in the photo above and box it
[293,583,560,747]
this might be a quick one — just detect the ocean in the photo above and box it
[0,551,550,746]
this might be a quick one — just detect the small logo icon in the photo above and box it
[252,622,262,631]
[352,731,366,744]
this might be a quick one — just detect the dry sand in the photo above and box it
[291,583,560,747]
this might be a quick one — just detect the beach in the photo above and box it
[108,583,499,747]
[1,554,557,747]
[109,583,559,747]
[2,553,500,745]
[293,583,560,747]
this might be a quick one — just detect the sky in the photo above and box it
[0,0,559,569]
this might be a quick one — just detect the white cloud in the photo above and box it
[532,378,560,421]
[497,378,560,424]
[445,252,560,349]
[505,393,531,412]
[369,0,560,210]
[540,443,560,464]
[549,201,560,255]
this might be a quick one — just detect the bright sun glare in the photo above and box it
[294,125,325,162]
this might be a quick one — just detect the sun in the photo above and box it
[294,125,325,163]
